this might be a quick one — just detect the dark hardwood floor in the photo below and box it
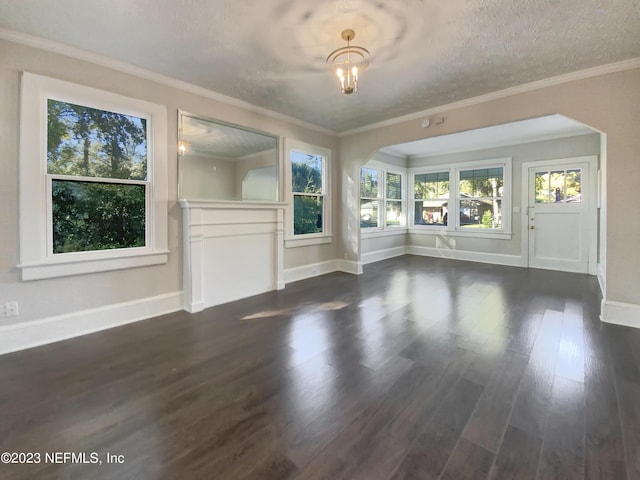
[1,255,639,479]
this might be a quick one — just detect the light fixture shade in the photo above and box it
[326,29,371,95]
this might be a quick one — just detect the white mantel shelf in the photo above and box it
[180,199,286,313]
[179,199,287,210]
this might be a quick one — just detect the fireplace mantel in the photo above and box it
[179,199,286,313]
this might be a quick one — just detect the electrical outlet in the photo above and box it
[1,301,19,318]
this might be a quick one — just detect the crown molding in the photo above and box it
[339,57,640,137]
[2,27,638,140]
[376,147,408,160]
[0,28,337,137]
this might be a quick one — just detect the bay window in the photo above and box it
[360,166,405,230]
[410,158,511,238]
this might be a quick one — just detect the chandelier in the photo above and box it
[326,29,371,94]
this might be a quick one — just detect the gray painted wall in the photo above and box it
[361,133,600,257]
[408,133,600,255]
[0,39,337,325]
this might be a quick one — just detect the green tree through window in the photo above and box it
[291,152,325,235]
[47,99,148,253]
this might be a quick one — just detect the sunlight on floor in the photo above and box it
[241,301,350,320]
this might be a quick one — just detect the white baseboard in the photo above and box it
[185,300,205,314]
[407,245,523,267]
[600,299,640,329]
[0,291,183,355]
[597,262,606,297]
[284,260,339,284]
[362,246,408,265]
[338,259,363,275]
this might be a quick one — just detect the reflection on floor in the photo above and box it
[1,255,639,479]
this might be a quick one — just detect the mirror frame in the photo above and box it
[178,110,280,202]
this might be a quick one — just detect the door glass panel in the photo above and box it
[535,168,583,204]
[535,171,550,203]
[566,169,582,203]
[550,170,565,202]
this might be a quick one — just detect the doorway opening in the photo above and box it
[363,114,604,277]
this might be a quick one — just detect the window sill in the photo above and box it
[361,228,408,239]
[19,249,170,281]
[408,228,512,240]
[285,235,333,249]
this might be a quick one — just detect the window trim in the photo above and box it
[409,157,512,239]
[384,170,407,229]
[284,138,332,248]
[360,165,407,235]
[18,73,169,280]
[359,166,383,231]
[412,170,450,229]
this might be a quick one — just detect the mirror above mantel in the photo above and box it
[178,111,279,202]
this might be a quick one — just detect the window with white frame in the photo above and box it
[19,73,168,280]
[360,167,380,228]
[457,167,504,230]
[385,172,404,227]
[360,166,405,230]
[286,139,331,246]
[413,171,450,226]
[410,158,511,237]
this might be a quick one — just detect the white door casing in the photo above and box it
[521,156,597,274]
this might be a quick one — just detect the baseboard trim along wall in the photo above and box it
[407,245,523,268]
[284,258,366,284]
[362,246,409,265]
[597,262,606,298]
[0,291,183,355]
[284,260,340,284]
[338,259,363,275]
[4,250,620,355]
[600,299,640,329]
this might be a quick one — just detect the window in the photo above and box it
[535,168,582,203]
[413,172,449,226]
[385,172,403,226]
[19,73,168,280]
[48,99,148,253]
[285,139,331,246]
[291,152,325,235]
[360,167,380,228]
[360,166,405,230]
[458,167,504,230]
[410,158,511,238]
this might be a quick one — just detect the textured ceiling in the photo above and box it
[0,0,639,132]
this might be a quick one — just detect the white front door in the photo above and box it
[526,157,596,273]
